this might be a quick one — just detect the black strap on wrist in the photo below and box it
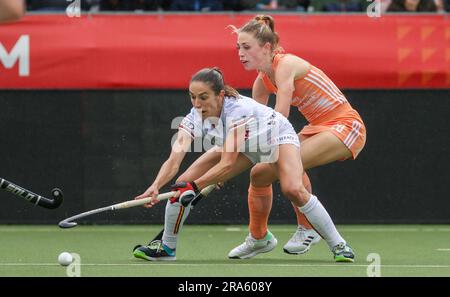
[190,181,199,193]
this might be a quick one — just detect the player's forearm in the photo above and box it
[152,131,191,189]
[253,94,269,106]
[274,91,293,118]
[194,161,233,190]
[152,159,180,189]
[195,129,243,189]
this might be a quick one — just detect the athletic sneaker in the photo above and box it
[283,225,321,255]
[332,242,355,262]
[228,231,277,259]
[133,240,176,261]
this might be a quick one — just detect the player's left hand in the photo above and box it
[135,184,160,208]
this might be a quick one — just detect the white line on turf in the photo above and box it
[225,227,241,231]
[436,248,450,251]
[1,227,450,233]
[1,263,450,268]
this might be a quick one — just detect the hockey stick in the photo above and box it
[0,177,63,209]
[59,184,216,229]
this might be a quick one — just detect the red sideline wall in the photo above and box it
[0,14,448,89]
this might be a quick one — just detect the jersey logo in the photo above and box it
[333,124,345,133]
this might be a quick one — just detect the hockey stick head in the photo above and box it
[0,178,64,209]
[58,220,77,229]
[34,187,63,209]
[45,188,64,209]
[58,206,111,229]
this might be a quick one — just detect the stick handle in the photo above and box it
[199,184,215,197]
[112,184,216,210]
[112,191,178,210]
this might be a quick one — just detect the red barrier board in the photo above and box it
[0,14,448,89]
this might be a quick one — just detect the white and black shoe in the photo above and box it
[283,225,321,255]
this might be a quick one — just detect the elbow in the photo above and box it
[2,11,23,22]
[276,107,290,118]
[6,7,25,22]
[281,110,290,118]
[15,15,25,22]
[13,10,25,21]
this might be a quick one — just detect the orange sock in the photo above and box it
[248,184,273,239]
[293,172,314,229]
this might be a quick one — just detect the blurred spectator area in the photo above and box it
[26,0,92,11]
[24,0,448,12]
[386,0,441,12]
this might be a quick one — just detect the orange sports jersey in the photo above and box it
[260,53,366,159]
[261,53,350,124]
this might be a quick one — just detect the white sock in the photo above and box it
[299,194,345,250]
[162,200,191,250]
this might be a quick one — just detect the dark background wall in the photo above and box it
[0,89,449,224]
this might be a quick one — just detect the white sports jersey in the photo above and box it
[179,95,299,163]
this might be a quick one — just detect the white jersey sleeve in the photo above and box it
[178,108,202,139]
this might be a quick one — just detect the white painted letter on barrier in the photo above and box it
[66,0,81,18]
[0,35,30,76]
[366,0,381,18]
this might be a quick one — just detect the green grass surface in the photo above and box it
[1,225,450,277]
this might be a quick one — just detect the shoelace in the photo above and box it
[149,240,163,251]
[243,235,256,249]
[333,243,347,253]
[293,226,308,241]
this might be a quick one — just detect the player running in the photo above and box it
[133,67,354,262]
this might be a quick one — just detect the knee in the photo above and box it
[281,185,298,201]
[250,166,270,187]
[281,184,310,206]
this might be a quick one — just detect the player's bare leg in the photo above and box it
[300,131,352,169]
[246,131,353,254]
[275,144,354,262]
[283,131,352,253]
